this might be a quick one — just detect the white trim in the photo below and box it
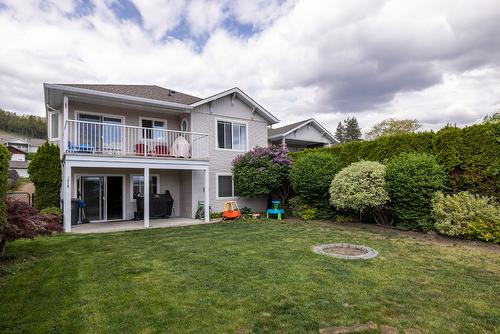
[268,118,338,144]
[44,83,192,111]
[215,172,237,200]
[190,87,280,125]
[75,109,126,123]
[180,117,189,132]
[48,110,61,140]
[129,174,160,202]
[214,117,249,152]
[74,173,127,223]
[64,154,209,169]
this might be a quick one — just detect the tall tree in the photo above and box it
[344,117,362,142]
[366,118,422,140]
[335,122,345,143]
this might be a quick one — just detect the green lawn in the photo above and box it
[1,220,499,333]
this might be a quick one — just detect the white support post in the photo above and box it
[63,95,68,154]
[204,168,210,222]
[63,162,72,232]
[144,167,150,228]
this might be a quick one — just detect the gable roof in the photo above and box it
[190,87,279,124]
[6,146,26,155]
[268,118,338,143]
[44,84,279,125]
[268,119,310,137]
[61,84,202,105]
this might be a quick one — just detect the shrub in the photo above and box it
[289,152,340,215]
[1,200,63,255]
[329,161,389,223]
[240,206,252,215]
[287,196,317,220]
[335,214,352,223]
[40,206,62,216]
[291,122,499,197]
[232,145,292,203]
[28,142,61,210]
[0,145,10,240]
[386,153,447,230]
[432,192,500,242]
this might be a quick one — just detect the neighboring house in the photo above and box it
[6,146,29,177]
[268,118,338,151]
[0,136,44,153]
[44,84,279,232]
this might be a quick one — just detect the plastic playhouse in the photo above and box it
[223,201,241,220]
[266,200,285,220]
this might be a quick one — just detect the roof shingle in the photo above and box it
[62,84,203,105]
[268,119,312,137]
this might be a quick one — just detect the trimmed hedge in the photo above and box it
[385,153,447,230]
[0,145,11,237]
[289,152,340,216]
[28,142,61,210]
[292,122,500,197]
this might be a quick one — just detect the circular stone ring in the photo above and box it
[313,243,379,260]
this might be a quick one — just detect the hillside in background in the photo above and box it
[0,109,46,139]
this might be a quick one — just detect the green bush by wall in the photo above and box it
[291,122,500,197]
[289,152,340,216]
[385,153,447,231]
[28,142,61,210]
[0,145,11,235]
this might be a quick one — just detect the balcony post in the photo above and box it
[144,167,150,228]
[63,162,72,232]
[63,95,68,154]
[204,167,210,222]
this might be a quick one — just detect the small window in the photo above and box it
[49,111,59,139]
[218,174,236,198]
[217,120,247,150]
[131,175,159,200]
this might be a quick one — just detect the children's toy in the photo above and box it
[266,200,285,220]
[223,201,241,220]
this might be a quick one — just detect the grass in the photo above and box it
[0,220,499,333]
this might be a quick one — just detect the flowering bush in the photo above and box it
[232,145,292,202]
[1,200,63,256]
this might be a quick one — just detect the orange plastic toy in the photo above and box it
[223,201,241,220]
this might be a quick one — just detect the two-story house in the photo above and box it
[44,84,279,232]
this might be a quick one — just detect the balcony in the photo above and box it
[64,120,209,160]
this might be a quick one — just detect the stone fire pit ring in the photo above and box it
[313,243,379,260]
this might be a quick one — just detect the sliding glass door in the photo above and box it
[78,176,123,222]
[77,113,123,153]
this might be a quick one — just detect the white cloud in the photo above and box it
[0,0,499,137]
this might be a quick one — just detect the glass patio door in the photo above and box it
[79,176,123,222]
[77,114,123,153]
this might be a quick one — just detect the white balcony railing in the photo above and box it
[64,120,209,160]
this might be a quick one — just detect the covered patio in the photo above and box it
[71,217,214,234]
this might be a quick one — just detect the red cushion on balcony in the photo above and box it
[155,145,169,156]
[135,143,145,156]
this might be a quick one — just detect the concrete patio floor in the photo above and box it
[71,218,214,234]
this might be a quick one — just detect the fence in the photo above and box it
[6,191,35,206]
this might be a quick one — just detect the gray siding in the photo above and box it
[191,95,268,213]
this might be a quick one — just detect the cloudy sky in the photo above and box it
[1,0,500,135]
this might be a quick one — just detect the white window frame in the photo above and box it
[130,174,160,201]
[139,116,168,139]
[215,117,249,152]
[216,173,237,199]
[49,110,60,140]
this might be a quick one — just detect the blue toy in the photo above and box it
[266,200,285,220]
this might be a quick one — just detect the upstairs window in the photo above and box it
[141,118,166,140]
[49,111,59,139]
[217,120,247,151]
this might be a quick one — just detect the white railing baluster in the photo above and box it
[64,119,208,160]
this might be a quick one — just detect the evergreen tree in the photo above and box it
[344,117,362,142]
[335,122,345,143]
